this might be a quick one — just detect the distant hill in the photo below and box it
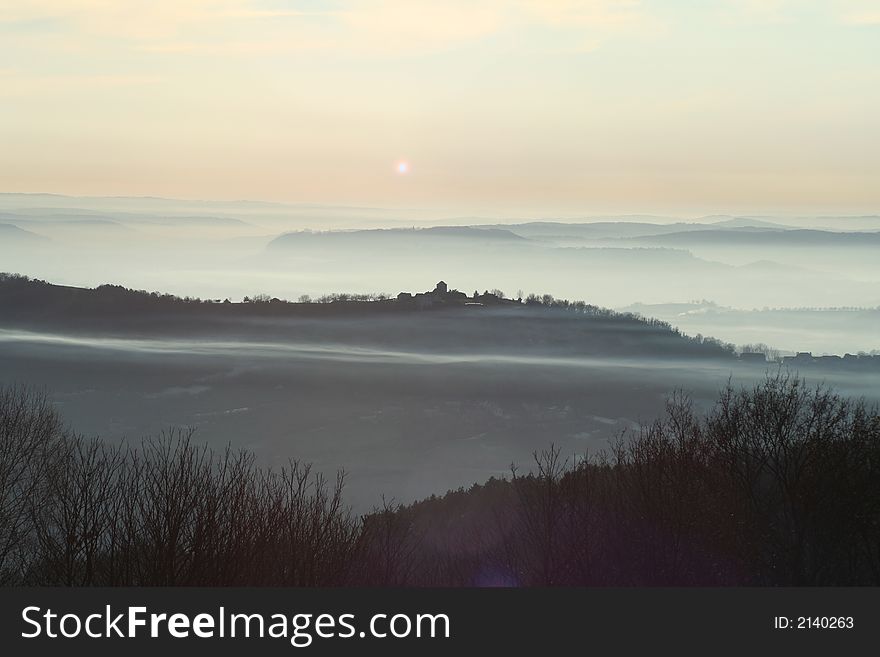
[0,223,50,243]
[710,215,880,231]
[0,273,737,360]
[707,217,790,229]
[475,221,711,240]
[623,228,880,247]
[2,216,135,233]
[268,226,528,250]
[807,216,880,230]
[736,259,815,274]
[262,227,722,283]
[473,220,807,242]
[0,209,251,228]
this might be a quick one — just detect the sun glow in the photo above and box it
[396,161,410,175]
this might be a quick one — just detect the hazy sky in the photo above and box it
[1,1,878,214]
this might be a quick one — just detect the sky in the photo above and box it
[1,0,879,215]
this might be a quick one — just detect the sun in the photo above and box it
[396,160,410,175]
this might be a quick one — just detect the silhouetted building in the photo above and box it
[415,294,436,309]
[396,281,506,310]
[783,352,814,366]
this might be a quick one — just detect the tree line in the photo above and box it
[2,374,877,586]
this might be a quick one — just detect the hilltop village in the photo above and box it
[395,281,519,310]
